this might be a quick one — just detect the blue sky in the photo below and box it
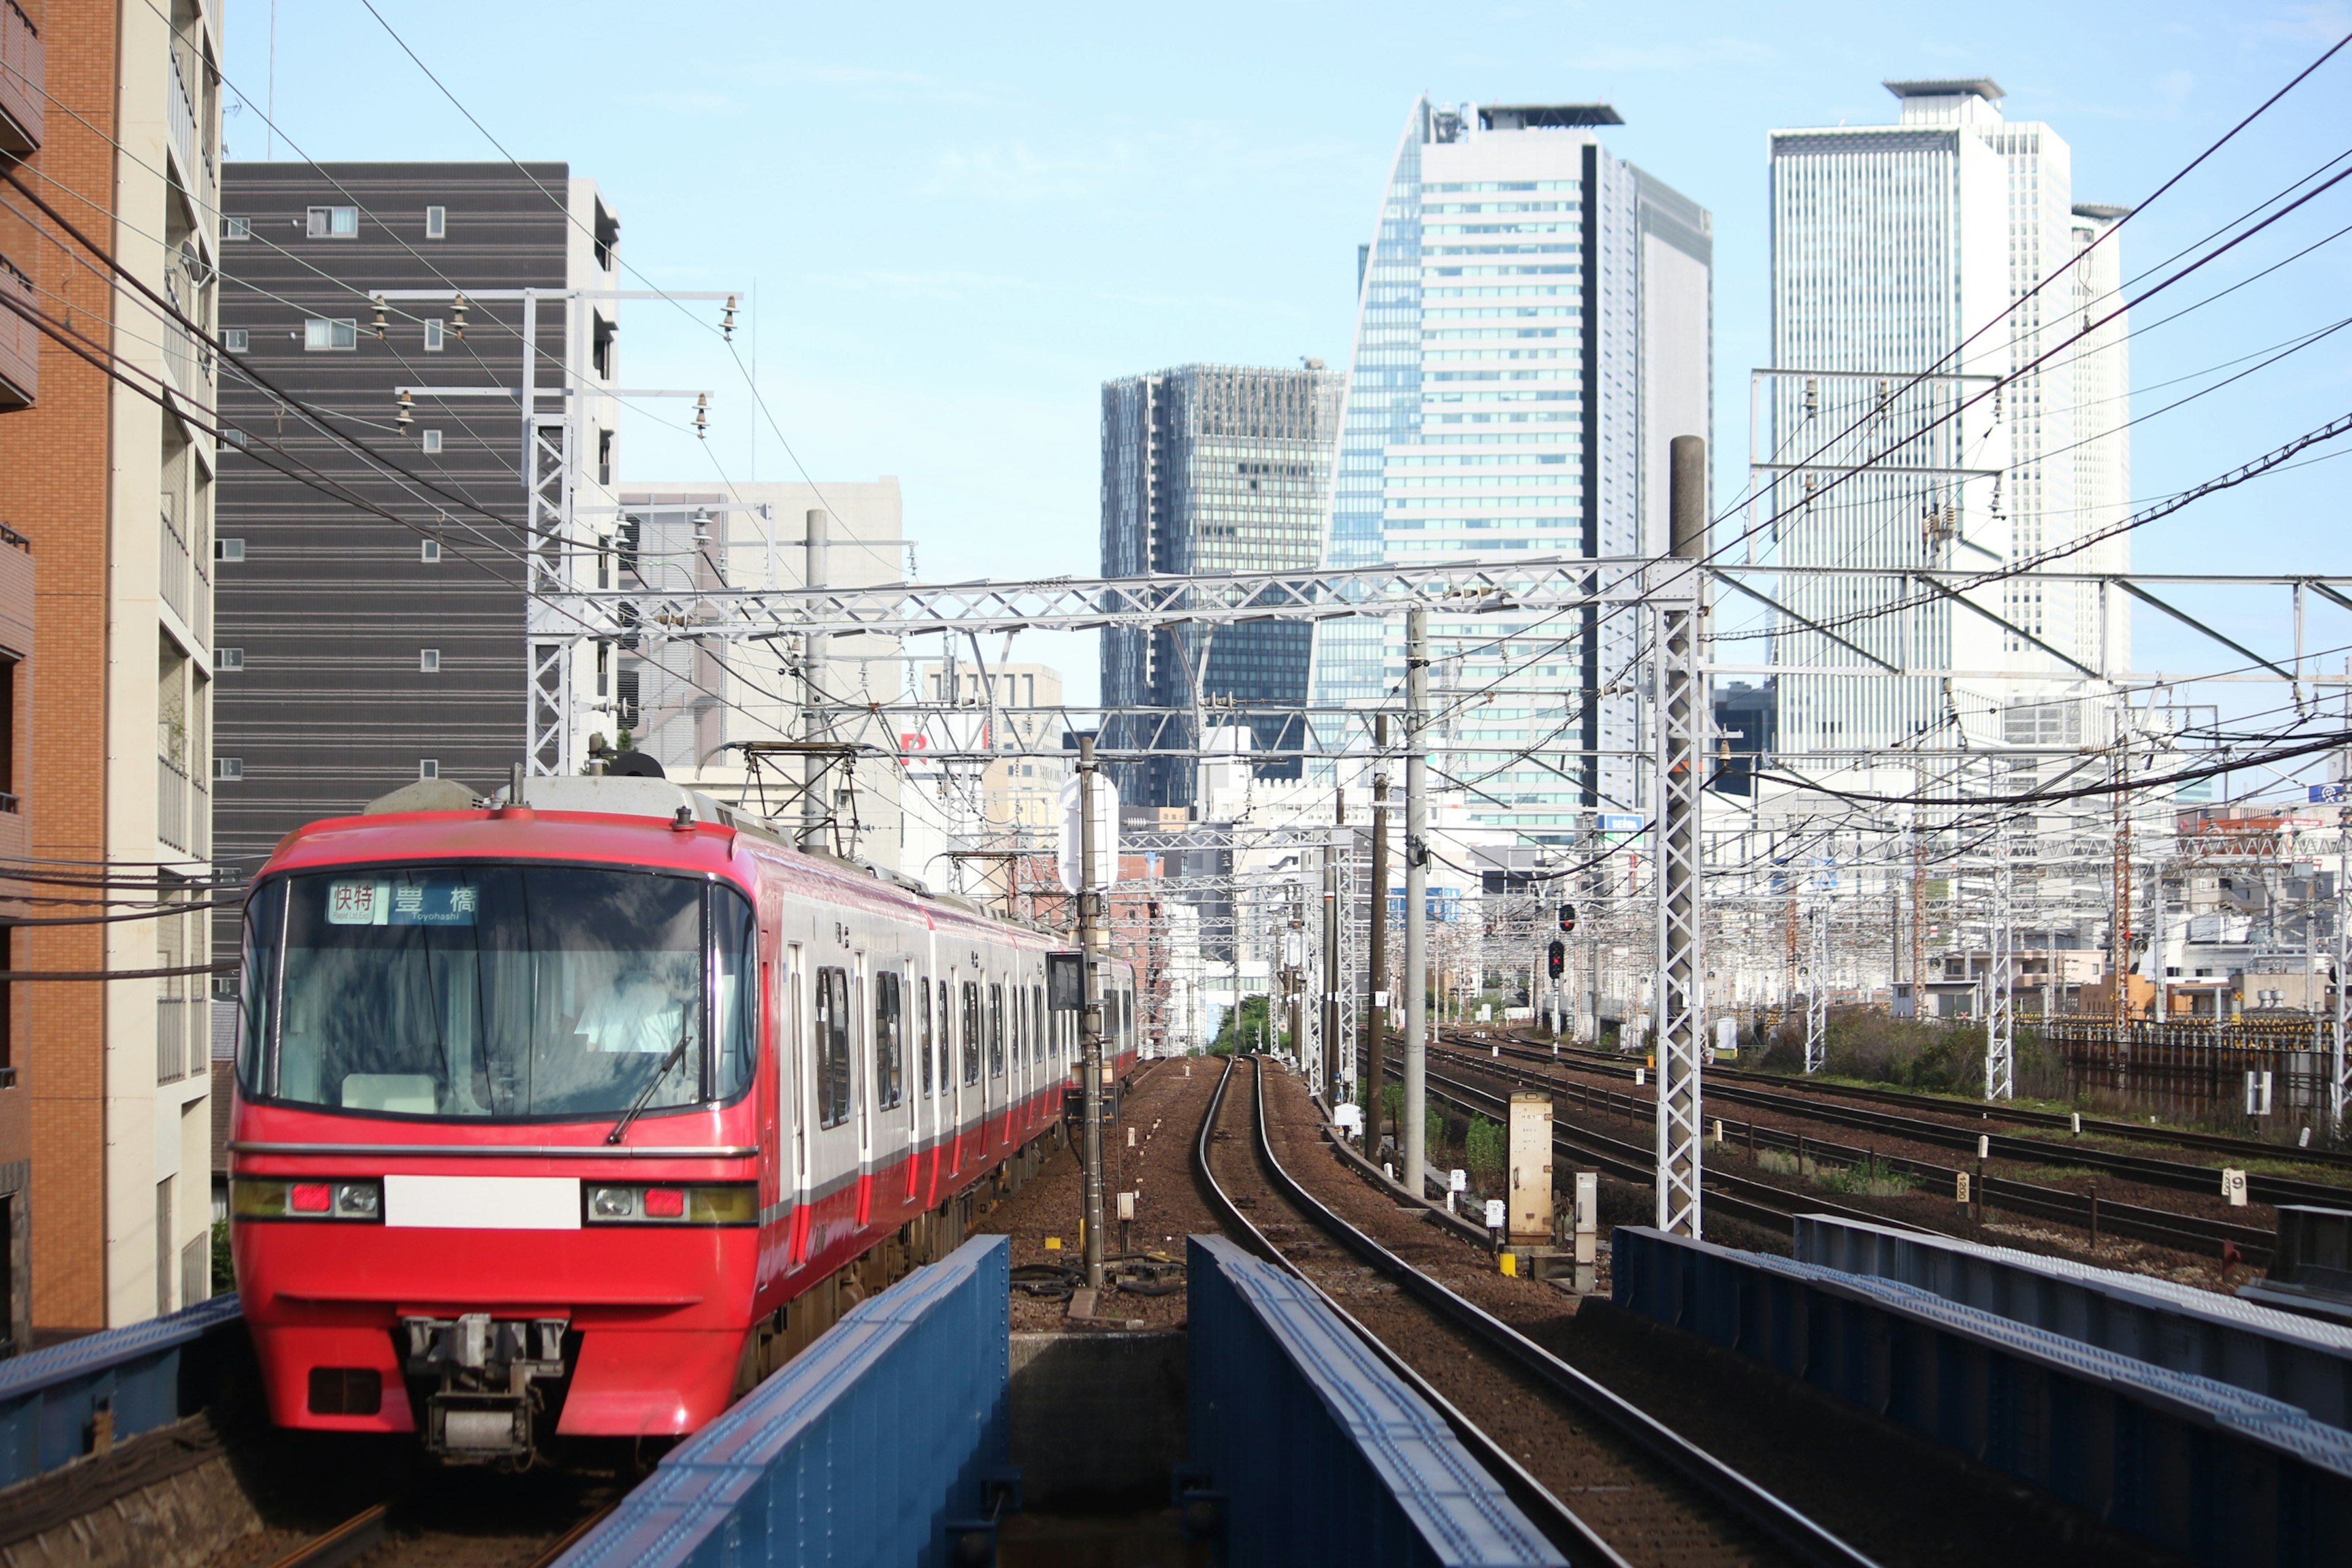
[225,2,2352,711]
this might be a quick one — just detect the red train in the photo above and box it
[227,774,1134,1460]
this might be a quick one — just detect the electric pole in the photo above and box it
[1323,787,1341,1102]
[1654,434,1706,1238]
[1364,714,1390,1154]
[801,508,829,850]
[1404,609,1430,1197]
[1077,735,1107,1291]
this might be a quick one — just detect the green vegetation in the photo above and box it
[211,1219,235,1295]
[1464,1115,1506,1183]
[1820,1155,1917,1198]
[1211,996,1289,1057]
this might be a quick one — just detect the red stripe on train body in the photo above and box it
[225,776,1137,1460]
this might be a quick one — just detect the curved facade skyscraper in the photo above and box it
[1311,100,1712,833]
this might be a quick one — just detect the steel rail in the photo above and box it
[1483,1034,2352,1206]
[1190,1055,1634,1567]
[1232,1057,1882,1568]
[1521,1032,2352,1174]
[1433,1042,2278,1262]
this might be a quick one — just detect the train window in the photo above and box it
[714,887,757,1099]
[237,881,287,1095]
[961,982,981,1085]
[987,984,1005,1078]
[873,972,903,1110]
[1031,986,1045,1061]
[264,866,711,1120]
[918,978,933,1097]
[816,967,853,1128]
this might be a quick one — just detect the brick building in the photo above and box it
[0,0,222,1339]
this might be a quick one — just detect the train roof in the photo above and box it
[262,775,1097,952]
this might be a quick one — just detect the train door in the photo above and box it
[783,941,810,1270]
[853,948,873,1226]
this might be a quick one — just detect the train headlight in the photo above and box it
[232,1177,383,1221]
[581,1183,756,1226]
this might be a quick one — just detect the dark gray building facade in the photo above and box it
[212,162,613,888]
[1099,364,1342,807]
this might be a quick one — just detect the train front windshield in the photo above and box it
[238,865,756,1121]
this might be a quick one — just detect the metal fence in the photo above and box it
[0,1292,243,1489]
[1185,1232,1565,1568]
[1613,1225,2352,1567]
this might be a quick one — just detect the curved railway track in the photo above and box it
[1193,1054,1879,1568]
[1418,1039,2282,1263]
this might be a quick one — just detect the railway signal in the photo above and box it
[1557,903,1576,933]
[1547,940,1565,978]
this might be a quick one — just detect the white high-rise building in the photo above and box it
[1767,79,2130,761]
[1313,101,1711,832]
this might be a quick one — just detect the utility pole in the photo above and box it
[1323,788,1341,1102]
[1985,802,2015,1101]
[1364,715,1390,1154]
[1654,434,1707,1238]
[1404,609,1431,1197]
[1077,736,1107,1291]
[801,508,829,850]
[2335,807,2350,1133]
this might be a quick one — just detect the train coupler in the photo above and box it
[401,1313,570,1461]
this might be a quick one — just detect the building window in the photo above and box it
[816,967,853,1128]
[423,318,444,352]
[421,540,442,564]
[419,649,440,673]
[216,647,244,671]
[221,328,249,353]
[421,429,442,454]
[424,205,447,239]
[303,318,357,352]
[224,217,251,241]
[214,757,244,782]
[216,538,245,562]
[306,206,358,238]
[419,759,439,780]
[221,428,247,450]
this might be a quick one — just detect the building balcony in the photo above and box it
[158,752,208,858]
[0,251,32,410]
[0,0,42,160]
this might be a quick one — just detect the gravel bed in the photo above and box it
[974,1056,1226,1330]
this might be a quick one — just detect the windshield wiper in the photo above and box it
[605,1028,692,1145]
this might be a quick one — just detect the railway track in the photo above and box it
[1422,1040,2281,1264]
[252,1487,617,1568]
[1504,1030,2352,1188]
[1194,1054,1878,1568]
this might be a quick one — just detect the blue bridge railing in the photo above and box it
[556,1234,1011,1568]
[0,1292,244,1490]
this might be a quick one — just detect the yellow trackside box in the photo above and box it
[1507,1092,1554,1244]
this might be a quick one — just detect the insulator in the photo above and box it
[693,392,709,440]
[451,293,468,341]
[371,295,388,341]
[722,295,738,343]
[396,389,414,429]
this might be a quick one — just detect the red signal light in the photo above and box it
[643,1187,686,1219]
[290,1182,333,1213]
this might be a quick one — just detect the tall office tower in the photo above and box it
[0,0,222,1335]
[1313,102,1711,831]
[213,162,620,862]
[1768,80,2130,763]
[1101,364,1343,808]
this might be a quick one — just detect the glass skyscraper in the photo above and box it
[1100,364,1344,807]
[1768,80,2130,760]
[1312,101,1713,832]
